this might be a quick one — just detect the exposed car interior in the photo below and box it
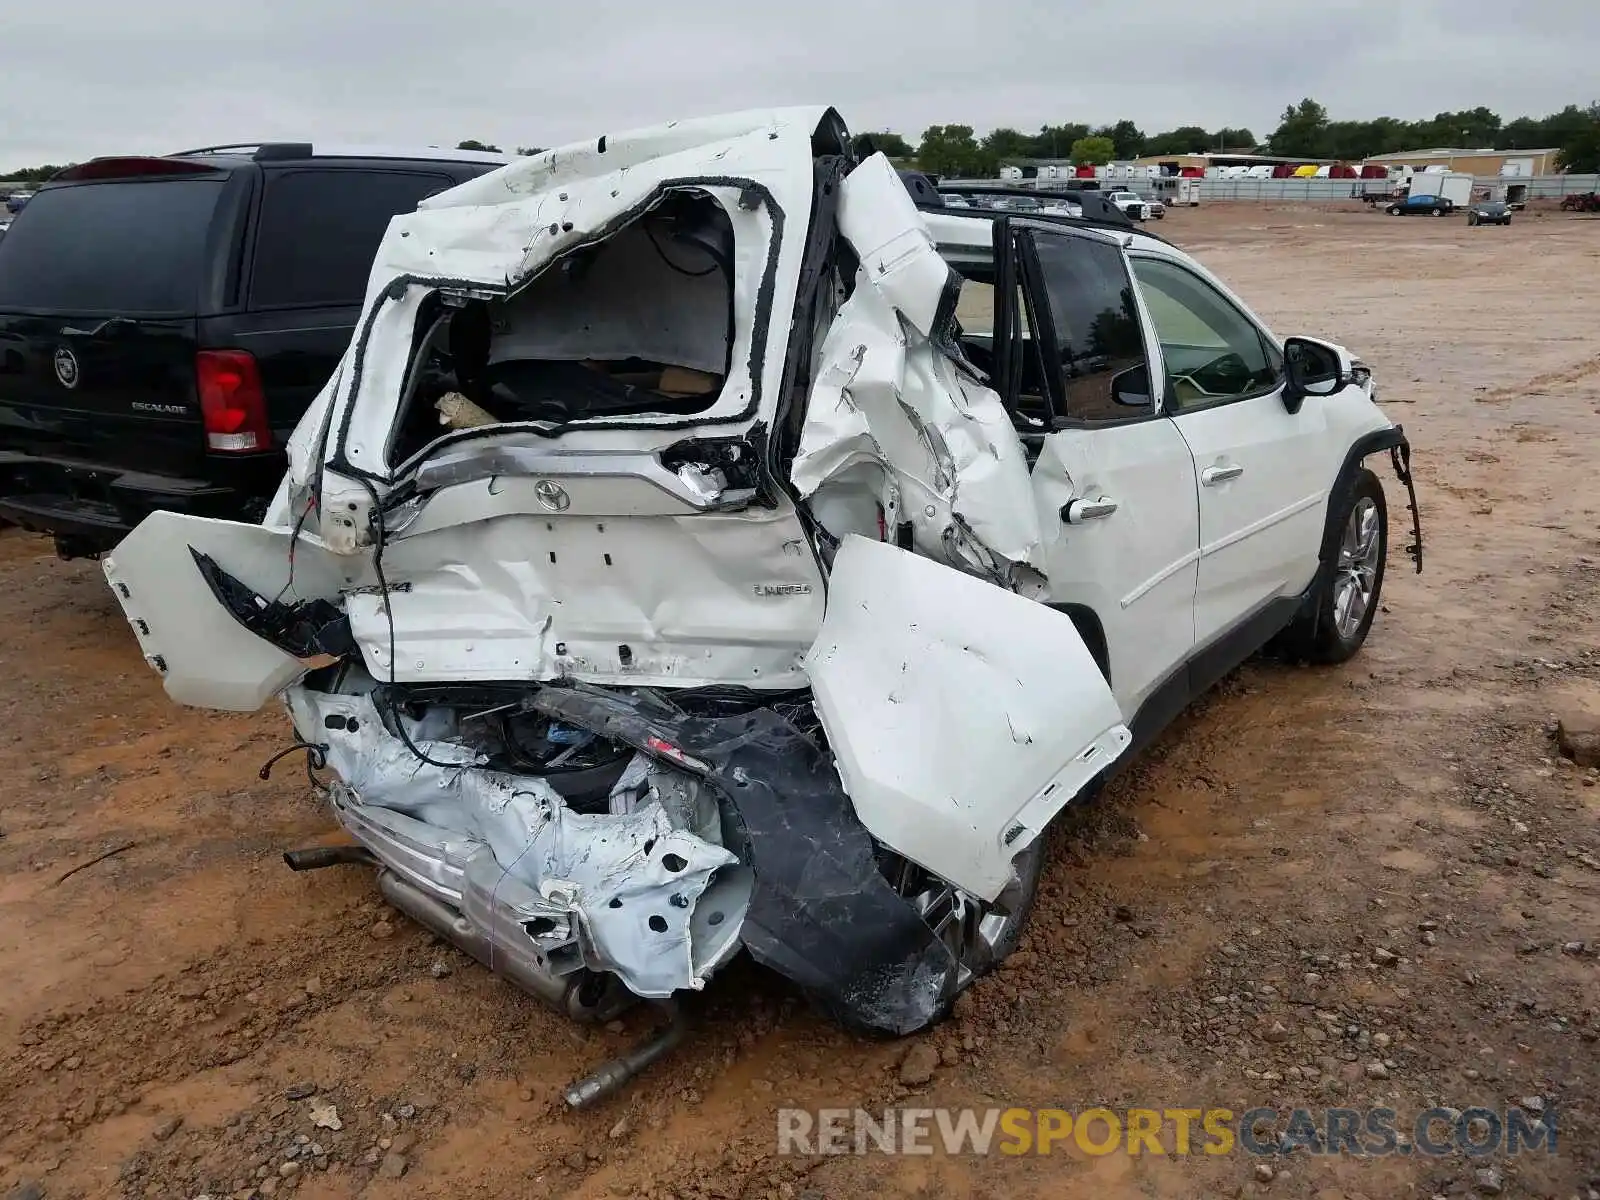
[389,190,735,463]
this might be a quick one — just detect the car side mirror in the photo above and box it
[1111,363,1152,409]
[1282,336,1348,413]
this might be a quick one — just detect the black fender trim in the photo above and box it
[1389,437,1423,573]
[530,683,959,1037]
[1320,424,1422,574]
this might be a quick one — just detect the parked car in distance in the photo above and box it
[4,191,34,214]
[1141,195,1167,219]
[0,142,509,559]
[1466,200,1511,227]
[1386,194,1454,217]
[1105,189,1153,221]
[1559,191,1600,213]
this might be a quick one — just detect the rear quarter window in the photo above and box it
[0,178,224,314]
[247,169,456,309]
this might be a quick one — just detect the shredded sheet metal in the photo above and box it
[791,153,1043,579]
[290,688,737,998]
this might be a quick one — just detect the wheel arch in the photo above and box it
[1317,425,1405,568]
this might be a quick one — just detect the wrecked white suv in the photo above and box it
[104,107,1422,1051]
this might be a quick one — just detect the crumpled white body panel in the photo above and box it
[102,511,361,711]
[791,154,1042,579]
[343,502,824,687]
[806,536,1131,900]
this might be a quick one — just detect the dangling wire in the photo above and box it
[258,736,328,781]
[356,474,474,771]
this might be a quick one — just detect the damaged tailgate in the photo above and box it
[806,536,1131,901]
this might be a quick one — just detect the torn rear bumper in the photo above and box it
[290,676,965,1036]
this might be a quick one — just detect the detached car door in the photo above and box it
[1126,251,1329,649]
[995,220,1201,721]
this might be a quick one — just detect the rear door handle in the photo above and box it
[1061,496,1118,524]
[1201,464,1244,486]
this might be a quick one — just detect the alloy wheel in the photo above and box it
[1333,497,1381,639]
[886,843,1041,990]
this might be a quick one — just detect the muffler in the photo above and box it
[375,869,631,1022]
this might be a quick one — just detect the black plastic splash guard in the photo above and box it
[530,683,960,1037]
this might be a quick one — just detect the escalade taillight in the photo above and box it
[196,350,270,452]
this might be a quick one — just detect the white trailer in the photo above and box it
[1151,176,1200,206]
[1408,170,1472,207]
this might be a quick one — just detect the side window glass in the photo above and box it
[1026,232,1150,424]
[1129,257,1280,412]
[249,169,453,309]
[939,243,1048,430]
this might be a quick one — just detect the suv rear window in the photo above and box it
[248,169,454,309]
[0,179,224,314]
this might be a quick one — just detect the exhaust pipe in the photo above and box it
[563,1002,688,1109]
[282,845,376,871]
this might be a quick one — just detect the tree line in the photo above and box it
[6,102,1597,182]
[1268,99,1599,169]
[861,100,1600,176]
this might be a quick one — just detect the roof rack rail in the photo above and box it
[170,142,315,161]
[930,182,1171,243]
[169,142,513,165]
[170,143,265,155]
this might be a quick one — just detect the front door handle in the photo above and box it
[1202,464,1244,486]
[1061,496,1118,524]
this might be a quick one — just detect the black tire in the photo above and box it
[1432,206,1445,216]
[1277,468,1388,665]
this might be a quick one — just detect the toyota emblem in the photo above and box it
[53,346,80,390]
[534,480,571,512]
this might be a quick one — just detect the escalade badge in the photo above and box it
[53,346,80,390]
[534,480,571,512]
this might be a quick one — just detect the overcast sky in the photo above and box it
[3,0,1592,168]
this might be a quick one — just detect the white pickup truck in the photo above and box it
[1106,189,1160,221]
